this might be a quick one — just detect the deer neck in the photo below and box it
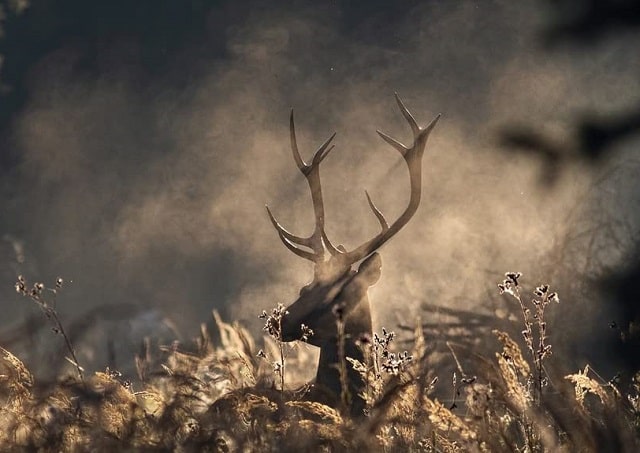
[314,301,372,417]
[315,336,368,417]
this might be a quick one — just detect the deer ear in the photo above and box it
[357,252,382,286]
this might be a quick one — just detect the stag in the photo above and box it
[266,94,439,416]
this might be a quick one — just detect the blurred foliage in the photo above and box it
[544,0,640,44]
[501,0,640,180]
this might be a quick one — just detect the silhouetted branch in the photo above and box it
[500,106,640,185]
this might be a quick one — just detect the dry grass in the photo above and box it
[0,273,639,452]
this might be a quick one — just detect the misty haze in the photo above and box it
[0,1,639,450]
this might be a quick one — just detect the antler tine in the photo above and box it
[265,205,324,262]
[394,92,420,137]
[342,95,440,264]
[291,110,337,175]
[313,139,336,166]
[365,190,389,232]
[276,229,317,261]
[377,93,441,156]
[321,230,343,257]
[265,205,313,247]
[376,130,408,155]
[290,110,307,173]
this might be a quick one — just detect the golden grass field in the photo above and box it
[1,273,638,452]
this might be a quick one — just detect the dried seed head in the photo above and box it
[15,278,26,294]
[505,272,522,286]
[300,323,314,342]
[534,284,549,297]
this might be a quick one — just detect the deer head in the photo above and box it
[266,94,439,415]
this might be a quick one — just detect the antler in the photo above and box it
[342,93,440,263]
[265,110,339,263]
[266,94,440,267]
